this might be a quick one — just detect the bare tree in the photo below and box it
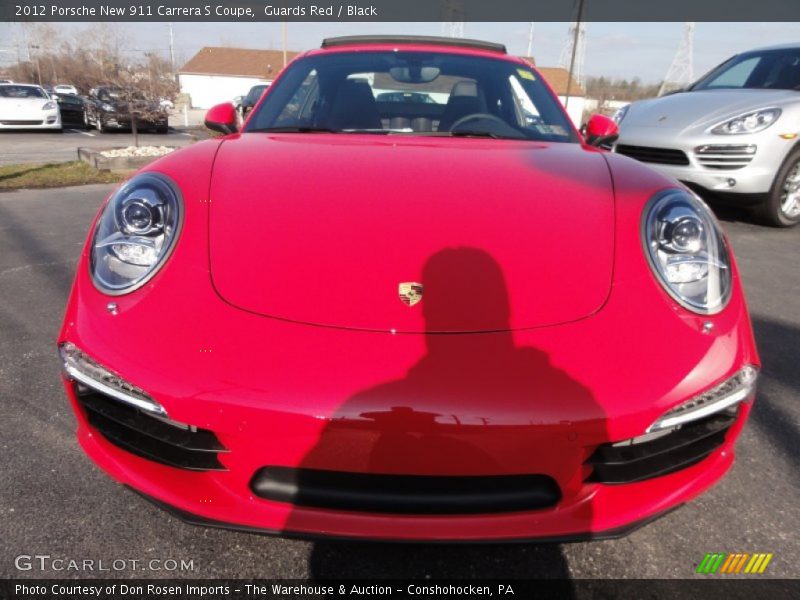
[5,23,177,146]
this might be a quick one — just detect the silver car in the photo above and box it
[614,44,800,227]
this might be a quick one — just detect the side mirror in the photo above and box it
[205,102,239,135]
[584,114,619,147]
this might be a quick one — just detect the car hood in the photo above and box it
[209,134,615,333]
[621,88,799,131]
[0,96,50,109]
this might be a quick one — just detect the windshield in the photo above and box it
[693,48,800,91]
[246,51,578,142]
[0,85,47,99]
[245,85,268,104]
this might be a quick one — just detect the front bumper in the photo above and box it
[60,272,756,541]
[102,114,167,129]
[614,127,794,195]
[0,111,61,129]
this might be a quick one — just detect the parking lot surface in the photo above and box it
[0,129,197,166]
[0,185,798,579]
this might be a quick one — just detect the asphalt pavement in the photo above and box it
[0,185,798,579]
[0,129,197,165]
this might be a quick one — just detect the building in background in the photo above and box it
[180,47,586,125]
[178,46,299,109]
[523,60,587,127]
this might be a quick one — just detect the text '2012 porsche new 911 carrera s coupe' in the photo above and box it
[59,36,759,542]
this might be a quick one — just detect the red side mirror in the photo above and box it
[205,102,238,135]
[584,114,619,147]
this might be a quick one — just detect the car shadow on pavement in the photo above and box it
[749,315,800,468]
[279,247,606,588]
[307,539,575,582]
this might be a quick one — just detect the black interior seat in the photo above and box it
[412,117,433,132]
[437,81,487,131]
[390,116,411,130]
[327,80,382,130]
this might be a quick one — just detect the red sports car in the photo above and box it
[59,36,759,542]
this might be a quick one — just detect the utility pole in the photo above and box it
[168,22,176,74]
[526,22,535,59]
[442,0,464,38]
[560,0,587,110]
[282,22,287,67]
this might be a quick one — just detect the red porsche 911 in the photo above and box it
[58,36,759,542]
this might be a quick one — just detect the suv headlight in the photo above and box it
[711,108,780,135]
[90,172,182,295]
[642,190,732,314]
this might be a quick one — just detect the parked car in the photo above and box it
[85,86,168,133]
[0,83,61,130]
[54,84,79,96]
[55,93,88,129]
[0,78,13,84]
[59,35,758,542]
[614,43,800,227]
[376,91,437,104]
[240,83,269,116]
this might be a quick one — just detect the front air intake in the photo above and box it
[251,467,561,514]
[75,386,228,471]
[585,409,737,484]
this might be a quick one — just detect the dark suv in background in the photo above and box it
[85,86,168,133]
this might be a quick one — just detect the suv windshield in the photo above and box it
[692,48,800,91]
[245,85,269,105]
[246,51,578,142]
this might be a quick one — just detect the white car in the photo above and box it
[0,84,62,130]
[614,44,800,227]
[54,84,79,95]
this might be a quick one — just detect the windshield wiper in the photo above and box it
[446,130,528,140]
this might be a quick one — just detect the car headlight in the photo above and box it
[100,103,115,112]
[90,173,183,295]
[711,108,781,135]
[42,101,57,110]
[642,190,732,314]
[612,104,630,124]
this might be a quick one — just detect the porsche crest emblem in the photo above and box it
[398,282,424,307]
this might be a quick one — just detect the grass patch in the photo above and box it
[0,161,127,190]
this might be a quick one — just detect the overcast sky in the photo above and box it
[1,21,798,82]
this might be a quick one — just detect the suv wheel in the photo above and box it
[756,148,800,227]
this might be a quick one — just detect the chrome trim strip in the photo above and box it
[64,364,167,416]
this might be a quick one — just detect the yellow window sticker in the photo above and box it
[517,69,536,81]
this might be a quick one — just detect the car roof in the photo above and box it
[321,35,507,54]
[740,43,800,53]
[0,83,43,88]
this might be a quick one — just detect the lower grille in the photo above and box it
[251,467,561,514]
[0,120,44,125]
[616,144,690,166]
[695,144,756,170]
[585,410,737,484]
[76,386,227,471]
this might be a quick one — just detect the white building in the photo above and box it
[178,47,300,109]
